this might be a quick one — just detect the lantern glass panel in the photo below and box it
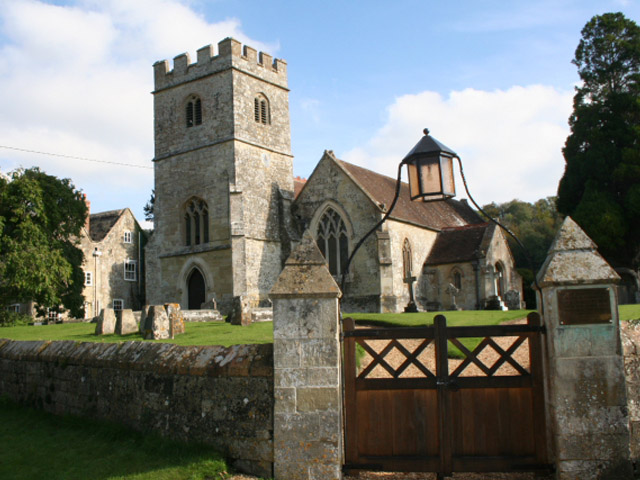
[407,162,420,199]
[440,156,456,196]
[419,158,443,197]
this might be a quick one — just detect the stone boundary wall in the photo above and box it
[0,338,273,478]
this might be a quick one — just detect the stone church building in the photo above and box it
[145,38,523,315]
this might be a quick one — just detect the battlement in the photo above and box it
[153,38,287,91]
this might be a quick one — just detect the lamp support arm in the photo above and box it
[340,162,404,295]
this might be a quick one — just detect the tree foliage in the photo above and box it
[557,12,640,268]
[0,168,88,317]
[482,197,563,307]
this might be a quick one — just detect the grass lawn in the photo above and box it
[0,321,274,347]
[0,305,638,347]
[0,397,230,480]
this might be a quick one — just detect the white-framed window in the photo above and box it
[84,271,93,286]
[112,299,123,312]
[124,259,137,281]
[123,231,132,244]
[47,309,60,322]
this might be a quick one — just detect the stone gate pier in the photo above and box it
[537,217,633,480]
[270,231,343,480]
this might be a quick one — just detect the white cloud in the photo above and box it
[0,0,273,222]
[342,85,574,205]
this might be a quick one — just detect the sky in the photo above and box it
[1,0,639,228]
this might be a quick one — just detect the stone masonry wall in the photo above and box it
[0,338,274,478]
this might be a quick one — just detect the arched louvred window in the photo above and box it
[316,207,349,276]
[402,239,412,280]
[254,94,270,124]
[186,95,202,128]
[184,198,209,246]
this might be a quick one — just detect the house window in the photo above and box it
[7,304,20,313]
[47,309,60,323]
[124,260,137,281]
[316,207,349,276]
[123,231,132,244]
[112,299,123,312]
[254,94,270,124]
[402,239,412,279]
[186,96,202,128]
[84,271,93,286]
[185,198,209,246]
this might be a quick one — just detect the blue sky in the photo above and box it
[1,0,639,227]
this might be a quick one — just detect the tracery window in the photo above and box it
[254,94,270,124]
[186,95,202,128]
[185,198,209,246]
[316,207,349,276]
[402,239,412,279]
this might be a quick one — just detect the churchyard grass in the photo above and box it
[0,306,637,348]
[0,396,231,480]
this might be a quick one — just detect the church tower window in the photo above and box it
[316,207,349,276]
[184,198,209,246]
[254,94,270,124]
[186,96,202,128]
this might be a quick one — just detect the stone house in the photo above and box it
[79,207,146,319]
[145,38,523,315]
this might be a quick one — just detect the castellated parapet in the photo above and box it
[154,38,288,91]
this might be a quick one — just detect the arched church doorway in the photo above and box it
[187,268,206,310]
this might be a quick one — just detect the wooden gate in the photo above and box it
[342,312,549,477]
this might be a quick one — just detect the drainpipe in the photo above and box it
[93,247,102,317]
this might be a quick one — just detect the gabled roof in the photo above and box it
[334,156,482,231]
[425,223,495,265]
[88,209,125,242]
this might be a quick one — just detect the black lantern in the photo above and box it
[402,128,457,201]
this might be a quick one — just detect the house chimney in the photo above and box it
[83,194,91,233]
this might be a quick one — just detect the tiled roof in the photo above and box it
[337,159,482,231]
[88,209,124,242]
[425,223,495,265]
[293,176,307,199]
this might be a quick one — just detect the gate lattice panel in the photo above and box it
[342,313,549,477]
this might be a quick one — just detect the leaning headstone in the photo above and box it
[115,309,138,335]
[139,305,150,334]
[229,295,252,326]
[504,289,521,310]
[95,308,116,335]
[143,305,170,340]
[165,303,185,338]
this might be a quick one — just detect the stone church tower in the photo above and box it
[145,38,294,315]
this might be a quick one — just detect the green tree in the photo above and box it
[0,168,88,318]
[483,197,563,307]
[557,12,640,268]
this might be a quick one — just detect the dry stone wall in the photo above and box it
[0,338,274,478]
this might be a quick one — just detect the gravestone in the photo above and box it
[143,305,170,340]
[165,303,186,337]
[504,289,521,310]
[95,308,116,335]
[115,309,138,335]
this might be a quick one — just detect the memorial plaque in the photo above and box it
[557,288,612,325]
